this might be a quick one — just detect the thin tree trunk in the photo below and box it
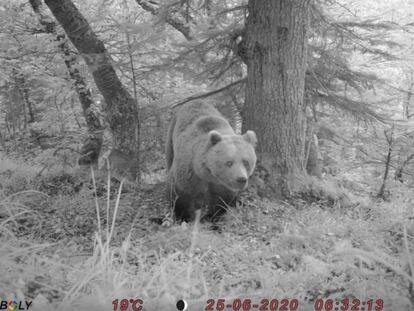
[70,96,82,129]
[4,113,11,136]
[394,151,414,183]
[0,129,5,149]
[14,70,28,132]
[378,128,393,199]
[22,92,28,132]
[126,32,141,181]
[29,0,103,165]
[242,0,310,195]
[404,77,413,119]
[23,87,35,123]
[7,84,17,140]
[43,0,140,178]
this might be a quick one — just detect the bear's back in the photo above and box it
[175,102,233,135]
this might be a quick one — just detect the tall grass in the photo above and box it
[0,157,414,310]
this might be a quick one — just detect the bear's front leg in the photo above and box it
[173,193,206,222]
[172,193,194,221]
[203,184,237,222]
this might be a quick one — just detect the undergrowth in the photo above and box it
[0,157,413,310]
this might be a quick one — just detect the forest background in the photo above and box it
[1,0,414,310]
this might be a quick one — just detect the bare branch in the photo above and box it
[171,78,246,109]
[135,0,192,40]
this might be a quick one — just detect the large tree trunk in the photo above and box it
[43,0,140,179]
[242,0,310,195]
[29,0,103,165]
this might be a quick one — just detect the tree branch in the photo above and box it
[171,78,246,109]
[135,0,192,40]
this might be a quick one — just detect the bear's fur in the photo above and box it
[165,102,257,221]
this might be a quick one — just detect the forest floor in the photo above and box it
[0,156,414,311]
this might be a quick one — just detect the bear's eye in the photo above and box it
[225,161,233,167]
[243,160,250,168]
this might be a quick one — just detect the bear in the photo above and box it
[165,101,257,222]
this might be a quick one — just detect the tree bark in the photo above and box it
[242,0,310,194]
[378,128,393,199]
[43,0,140,178]
[404,74,413,119]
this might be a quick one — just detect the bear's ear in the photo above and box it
[243,130,257,148]
[208,130,222,146]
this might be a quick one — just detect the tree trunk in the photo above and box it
[43,0,140,178]
[23,87,35,123]
[404,77,413,119]
[394,151,414,183]
[29,0,103,165]
[242,0,310,194]
[13,69,28,132]
[0,129,5,149]
[378,128,393,199]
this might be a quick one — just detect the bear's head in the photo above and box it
[204,130,257,192]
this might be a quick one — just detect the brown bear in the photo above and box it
[165,101,257,222]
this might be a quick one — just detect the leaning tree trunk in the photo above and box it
[242,0,310,195]
[44,0,140,179]
[29,0,103,165]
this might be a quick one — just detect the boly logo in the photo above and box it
[0,300,32,310]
